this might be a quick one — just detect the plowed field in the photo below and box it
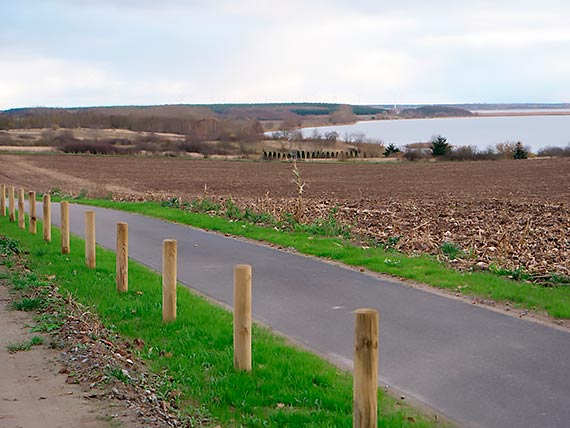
[1,154,569,277]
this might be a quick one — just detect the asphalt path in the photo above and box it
[38,203,570,428]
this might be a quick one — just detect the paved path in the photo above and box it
[41,203,570,428]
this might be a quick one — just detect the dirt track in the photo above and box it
[1,154,569,276]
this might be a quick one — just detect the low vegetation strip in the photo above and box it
[76,199,570,320]
[0,213,442,427]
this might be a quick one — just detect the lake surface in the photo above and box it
[301,115,570,151]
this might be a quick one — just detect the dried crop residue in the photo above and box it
[1,153,569,277]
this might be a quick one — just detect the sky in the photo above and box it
[1,0,569,109]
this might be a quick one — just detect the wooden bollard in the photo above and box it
[43,194,51,242]
[8,186,15,222]
[0,184,5,216]
[233,264,252,372]
[60,201,70,254]
[29,191,37,234]
[85,211,96,268]
[353,308,379,428]
[116,222,128,292]
[162,239,177,322]
[17,188,25,229]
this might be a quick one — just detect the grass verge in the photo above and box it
[0,215,444,427]
[75,199,570,319]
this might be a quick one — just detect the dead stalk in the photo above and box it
[291,158,305,223]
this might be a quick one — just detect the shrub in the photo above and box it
[60,139,139,155]
[61,141,112,154]
[176,139,212,154]
[383,143,400,157]
[442,146,499,161]
[474,147,500,161]
[537,145,570,157]
[75,188,88,199]
[431,135,451,157]
[440,241,465,259]
[495,142,516,159]
[442,145,478,161]
[224,199,243,219]
[50,187,62,197]
[161,197,180,209]
[190,198,222,213]
[134,135,162,153]
[513,142,529,159]
[403,148,429,161]
[0,236,21,255]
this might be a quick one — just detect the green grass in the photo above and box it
[7,336,44,353]
[12,296,43,311]
[0,214,443,427]
[76,199,570,319]
[439,241,465,260]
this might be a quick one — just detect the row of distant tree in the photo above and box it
[0,109,264,143]
[388,136,535,161]
[271,130,567,161]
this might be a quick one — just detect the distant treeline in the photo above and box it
[399,105,473,118]
[0,108,264,142]
[0,103,389,130]
[0,104,478,139]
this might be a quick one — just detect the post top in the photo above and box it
[355,308,378,315]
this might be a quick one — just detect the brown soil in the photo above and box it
[1,154,569,276]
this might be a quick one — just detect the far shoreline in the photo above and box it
[297,109,570,130]
[473,110,570,117]
[288,109,570,130]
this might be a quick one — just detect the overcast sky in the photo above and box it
[1,0,569,109]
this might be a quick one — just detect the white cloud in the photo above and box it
[0,57,110,108]
[2,1,570,107]
[423,27,570,47]
[0,56,202,108]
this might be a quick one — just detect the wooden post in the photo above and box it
[85,211,96,268]
[29,191,37,234]
[116,222,128,292]
[162,239,177,322]
[8,186,15,222]
[17,188,25,229]
[43,194,51,242]
[60,201,70,254]
[354,308,379,428]
[234,264,252,372]
[0,184,5,216]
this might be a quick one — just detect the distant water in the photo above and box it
[301,115,570,151]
